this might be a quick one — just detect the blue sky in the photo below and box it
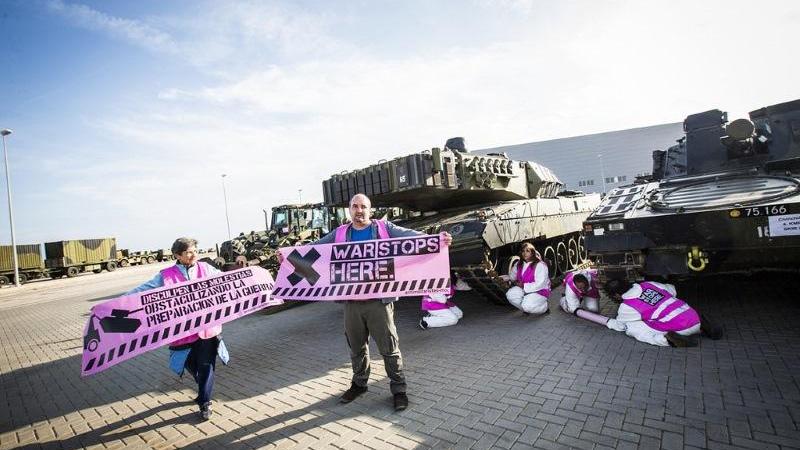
[1,0,798,250]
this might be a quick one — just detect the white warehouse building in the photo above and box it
[476,122,684,194]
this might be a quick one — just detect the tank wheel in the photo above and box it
[542,246,557,279]
[87,339,99,352]
[105,261,117,272]
[66,267,80,278]
[147,256,155,264]
[556,241,569,275]
[578,235,588,261]
[567,237,580,269]
[0,275,9,286]
[119,259,130,267]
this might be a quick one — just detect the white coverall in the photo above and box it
[559,269,600,314]
[606,282,701,346]
[421,293,463,328]
[505,260,550,315]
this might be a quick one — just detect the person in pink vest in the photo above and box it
[559,269,600,314]
[505,242,551,315]
[303,193,452,411]
[127,237,225,420]
[419,283,462,329]
[603,279,703,347]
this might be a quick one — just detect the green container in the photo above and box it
[0,244,43,271]
[45,238,117,268]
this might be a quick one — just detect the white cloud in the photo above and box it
[47,0,179,54]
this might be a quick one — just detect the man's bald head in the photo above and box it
[349,193,372,229]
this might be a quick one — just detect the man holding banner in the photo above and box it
[281,193,452,411]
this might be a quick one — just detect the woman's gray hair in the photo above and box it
[171,237,198,255]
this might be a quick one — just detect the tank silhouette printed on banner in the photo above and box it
[583,99,800,284]
[322,137,602,304]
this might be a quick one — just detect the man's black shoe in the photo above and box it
[419,318,428,330]
[700,313,723,340]
[393,393,409,411]
[340,383,367,403]
[665,332,699,348]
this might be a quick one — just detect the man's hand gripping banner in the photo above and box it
[274,234,451,300]
[81,266,280,376]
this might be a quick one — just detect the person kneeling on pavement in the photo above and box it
[603,279,721,347]
[505,242,550,315]
[419,284,463,329]
[559,269,600,314]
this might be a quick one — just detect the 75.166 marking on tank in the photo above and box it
[728,204,797,219]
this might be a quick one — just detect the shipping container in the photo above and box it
[45,238,118,278]
[0,244,43,271]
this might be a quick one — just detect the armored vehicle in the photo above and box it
[116,249,157,267]
[322,137,602,303]
[584,99,800,284]
[217,203,347,272]
[46,238,118,278]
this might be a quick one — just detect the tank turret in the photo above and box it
[323,143,563,211]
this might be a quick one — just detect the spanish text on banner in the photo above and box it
[274,235,450,300]
[81,266,280,377]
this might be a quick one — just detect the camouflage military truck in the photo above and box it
[116,249,157,267]
[217,203,347,273]
[583,98,800,284]
[0,244,48,285]
[322,137,603,303]
[46,238,118,278]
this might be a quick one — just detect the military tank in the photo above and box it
[583,98,800,284]
[322,137,602,303]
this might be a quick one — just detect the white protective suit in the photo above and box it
[606,281,702,346]
[559,269,600,314]
[420,292,463,328]
[505,260,550,315]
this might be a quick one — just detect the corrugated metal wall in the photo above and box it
[44,238,117,267]
[0,244,43,271]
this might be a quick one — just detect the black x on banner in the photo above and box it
[287,248,321,286]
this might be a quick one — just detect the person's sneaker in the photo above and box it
[454,278,472,291]
[200,402,212,420]
[340,383,368,403]
[665,332,699,348]
[418,318,428,330]
[700,313,723,340]
[393,393,409,411]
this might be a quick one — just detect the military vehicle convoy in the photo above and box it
[217,203,347,272]
[0,238,118,285]
[322,137,603,303]
[583,99,800,284]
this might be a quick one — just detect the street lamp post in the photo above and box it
[598,153,607,195]
[221,174,231,240]
[1,129,20,287]
[298,189,303,204]
[263,208,270,231]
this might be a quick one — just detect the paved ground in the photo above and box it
[1,268,799,449]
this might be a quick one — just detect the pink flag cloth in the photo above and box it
[274,234,451,301]
[81,266,280,377]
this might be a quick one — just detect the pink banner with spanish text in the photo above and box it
[274,234,450,301]
[81,266,280,377]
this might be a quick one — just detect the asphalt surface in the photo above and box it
[1,267,799,449]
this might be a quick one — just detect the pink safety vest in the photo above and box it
[565,269,600,299]
[165,262,222,346]
[334,219,390,242]
[516,260,551,298]
[421,285,456,311]
[622,282,700,332]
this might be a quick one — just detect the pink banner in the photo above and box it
[274,234,450,301]
[81,267,280,377]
